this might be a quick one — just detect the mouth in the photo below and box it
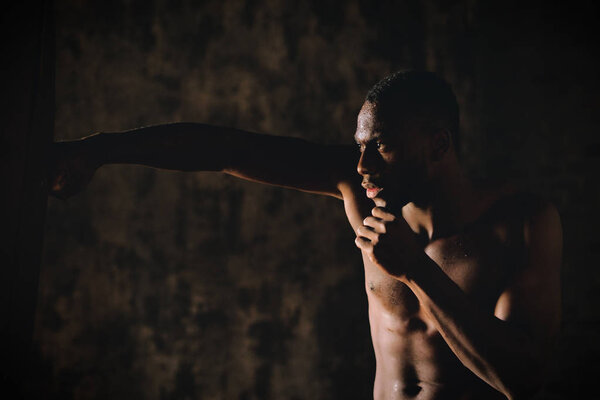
[362,182,383,199]
[366,187,382,199]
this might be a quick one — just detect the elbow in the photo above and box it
[504,383,543,400]
[499,358,548,400]
[477,342,549,400]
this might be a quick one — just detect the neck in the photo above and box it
[402,165,486,242]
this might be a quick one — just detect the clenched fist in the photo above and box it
[47,135,104,200]
[355,205,422,280]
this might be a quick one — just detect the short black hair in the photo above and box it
[366,70,460,154]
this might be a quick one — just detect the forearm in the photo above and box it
[93,122,236,171]
[404,258,544,399]
[82,122,353,196]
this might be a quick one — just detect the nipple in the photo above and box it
[406,316,427,332]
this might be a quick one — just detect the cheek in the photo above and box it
[381,153,403,179]
[384,150,423,177]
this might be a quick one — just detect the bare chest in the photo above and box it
[364,225,523,318]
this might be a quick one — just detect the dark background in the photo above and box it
[23,0,600,399]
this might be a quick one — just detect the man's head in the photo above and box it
[355,70,460,207]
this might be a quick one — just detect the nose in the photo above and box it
[357,146,381,177]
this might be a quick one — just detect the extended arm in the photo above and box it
[49,122,358,199]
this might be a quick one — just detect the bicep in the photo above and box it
[494,202,562,354]
[223,130,358,199]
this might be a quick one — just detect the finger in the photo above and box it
[355,236,373,251]
[363,216,386,233]
[372,206,397,222]
[356,225,379,243]
[373,197,387,208]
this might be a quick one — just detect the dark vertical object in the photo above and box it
[0,0,54,398]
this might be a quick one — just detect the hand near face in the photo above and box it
[354,203,422,280]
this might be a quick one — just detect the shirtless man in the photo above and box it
[49,71,562,399]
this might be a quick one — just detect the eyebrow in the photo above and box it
[354,131,383,143]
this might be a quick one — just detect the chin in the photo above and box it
[375,191,409,211]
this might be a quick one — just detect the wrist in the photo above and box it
[402,250,434,285]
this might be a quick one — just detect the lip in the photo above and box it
[365,187,383,199]
[362,181,383,199]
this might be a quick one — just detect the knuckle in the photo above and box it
[355,237,366,249]
[379,223,387,233]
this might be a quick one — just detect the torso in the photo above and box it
[340,183,534,400]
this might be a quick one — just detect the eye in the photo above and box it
[376,140,387,151]
[357,143,364,152]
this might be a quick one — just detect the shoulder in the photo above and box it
[492,189,562,245]
[493,191,563,366]
[495,190,563,274]
[478,184,559,228]
[520,195,562,254]
[474,186,562,260]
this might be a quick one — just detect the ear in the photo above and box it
[430,129,451,161]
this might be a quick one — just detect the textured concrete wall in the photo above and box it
[34,1,599,399]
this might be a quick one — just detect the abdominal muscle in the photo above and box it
[368,302,505,399]
[365,265,505,400]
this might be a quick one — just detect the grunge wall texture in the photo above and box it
[33,0,599,399]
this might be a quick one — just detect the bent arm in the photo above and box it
[404,203,562,399]
[53,122,358,199]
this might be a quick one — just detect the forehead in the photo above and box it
[354,102,382,142]
[354,101,424,144]
[355,101,404,142]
